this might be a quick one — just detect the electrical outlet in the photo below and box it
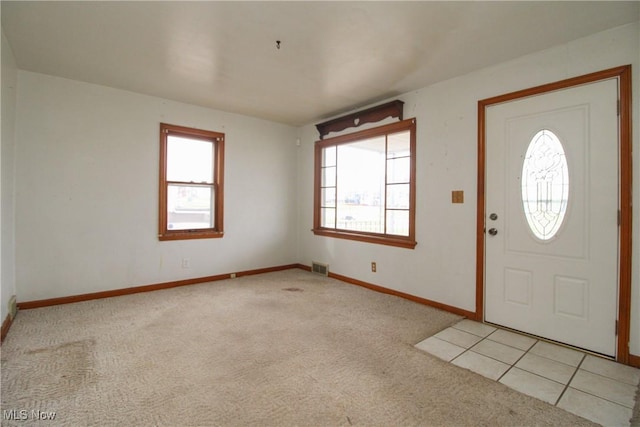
[371,262,377,272]
[181,258,190,269]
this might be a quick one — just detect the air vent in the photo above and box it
[311,261,329,276]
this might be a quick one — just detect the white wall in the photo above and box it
[15,72,299,301]
[296,22,640,355]
[1,29,17,323]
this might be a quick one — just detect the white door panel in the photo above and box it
[485,78,618,356]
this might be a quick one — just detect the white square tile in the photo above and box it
[580,355,640,386]
[470,339,524,365]
[515,352,577,385]
[452,350,510,381]
[434,327,482,349]
[528,341,585,367]
[499,368,565,405]
[452,320,497,338]
[558,387,633,427]
[569,369,637,408]
[415,336,466,362]
[486,329,537,351]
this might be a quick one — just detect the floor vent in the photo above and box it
[311,261,329,276]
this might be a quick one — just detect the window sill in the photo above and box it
[158,231,224,241]
[312,228,417,249]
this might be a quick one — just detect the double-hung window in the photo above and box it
[158,123,224,241]
[313,118,417,249]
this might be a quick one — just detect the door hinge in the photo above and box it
[618,209,621,226]
[615,320,618,336]
[617,99,620,116]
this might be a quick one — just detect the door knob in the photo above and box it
[489,213,498,220]
[488,228,498,236]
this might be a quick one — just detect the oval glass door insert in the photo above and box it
[521,129,569,240]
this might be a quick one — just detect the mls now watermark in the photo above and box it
[3,409,57,421]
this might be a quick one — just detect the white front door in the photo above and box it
[484,78,619,356]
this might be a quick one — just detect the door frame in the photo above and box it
[475,65,632,364]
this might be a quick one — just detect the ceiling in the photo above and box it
[2,1,638,126]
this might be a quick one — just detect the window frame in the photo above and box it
[313,118,417,249]
[158,123,225,241]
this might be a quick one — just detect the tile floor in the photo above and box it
[416,319,640,426]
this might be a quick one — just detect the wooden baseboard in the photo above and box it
[235,264,303,277]
[17,264,303,310]
[12,263,640,367]
[1,313,13,343]
[326,270,476,319]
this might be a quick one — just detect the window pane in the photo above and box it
[387,131,410,158]
[321,207,336,228]
[167,136,213,183]
[386,183,410,209]
[321,188,336,208]
[322,146,336,167]
[336,206,384,233]
[313,118,416,248]
[336,138,385,233]
[321,166,336,187]
[167,184,213,230]
[386,210,409,236]
[387,157,410,184]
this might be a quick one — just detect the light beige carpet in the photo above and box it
[1,269,602,426]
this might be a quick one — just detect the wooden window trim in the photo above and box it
[313,118,417,249]
[158,123,225,241]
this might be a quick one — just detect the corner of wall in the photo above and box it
[1,28,18,325]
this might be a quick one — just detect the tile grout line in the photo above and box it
[438,322,639,424]
[496,336,539,383]
[448,324,495,363]
[565,369,639,410]
[554,353,586,406]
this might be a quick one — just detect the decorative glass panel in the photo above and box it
[521,129,569,240]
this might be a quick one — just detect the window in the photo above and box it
[159,123,224,241]
[521,129,569,241]
[313,118,417,249]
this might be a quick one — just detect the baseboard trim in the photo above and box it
[326,271,476,319]
[17,264,302,310]
[629,354,640,368]
[235,264,303,277]
[1,313,13,343]
[323,270,640,368]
